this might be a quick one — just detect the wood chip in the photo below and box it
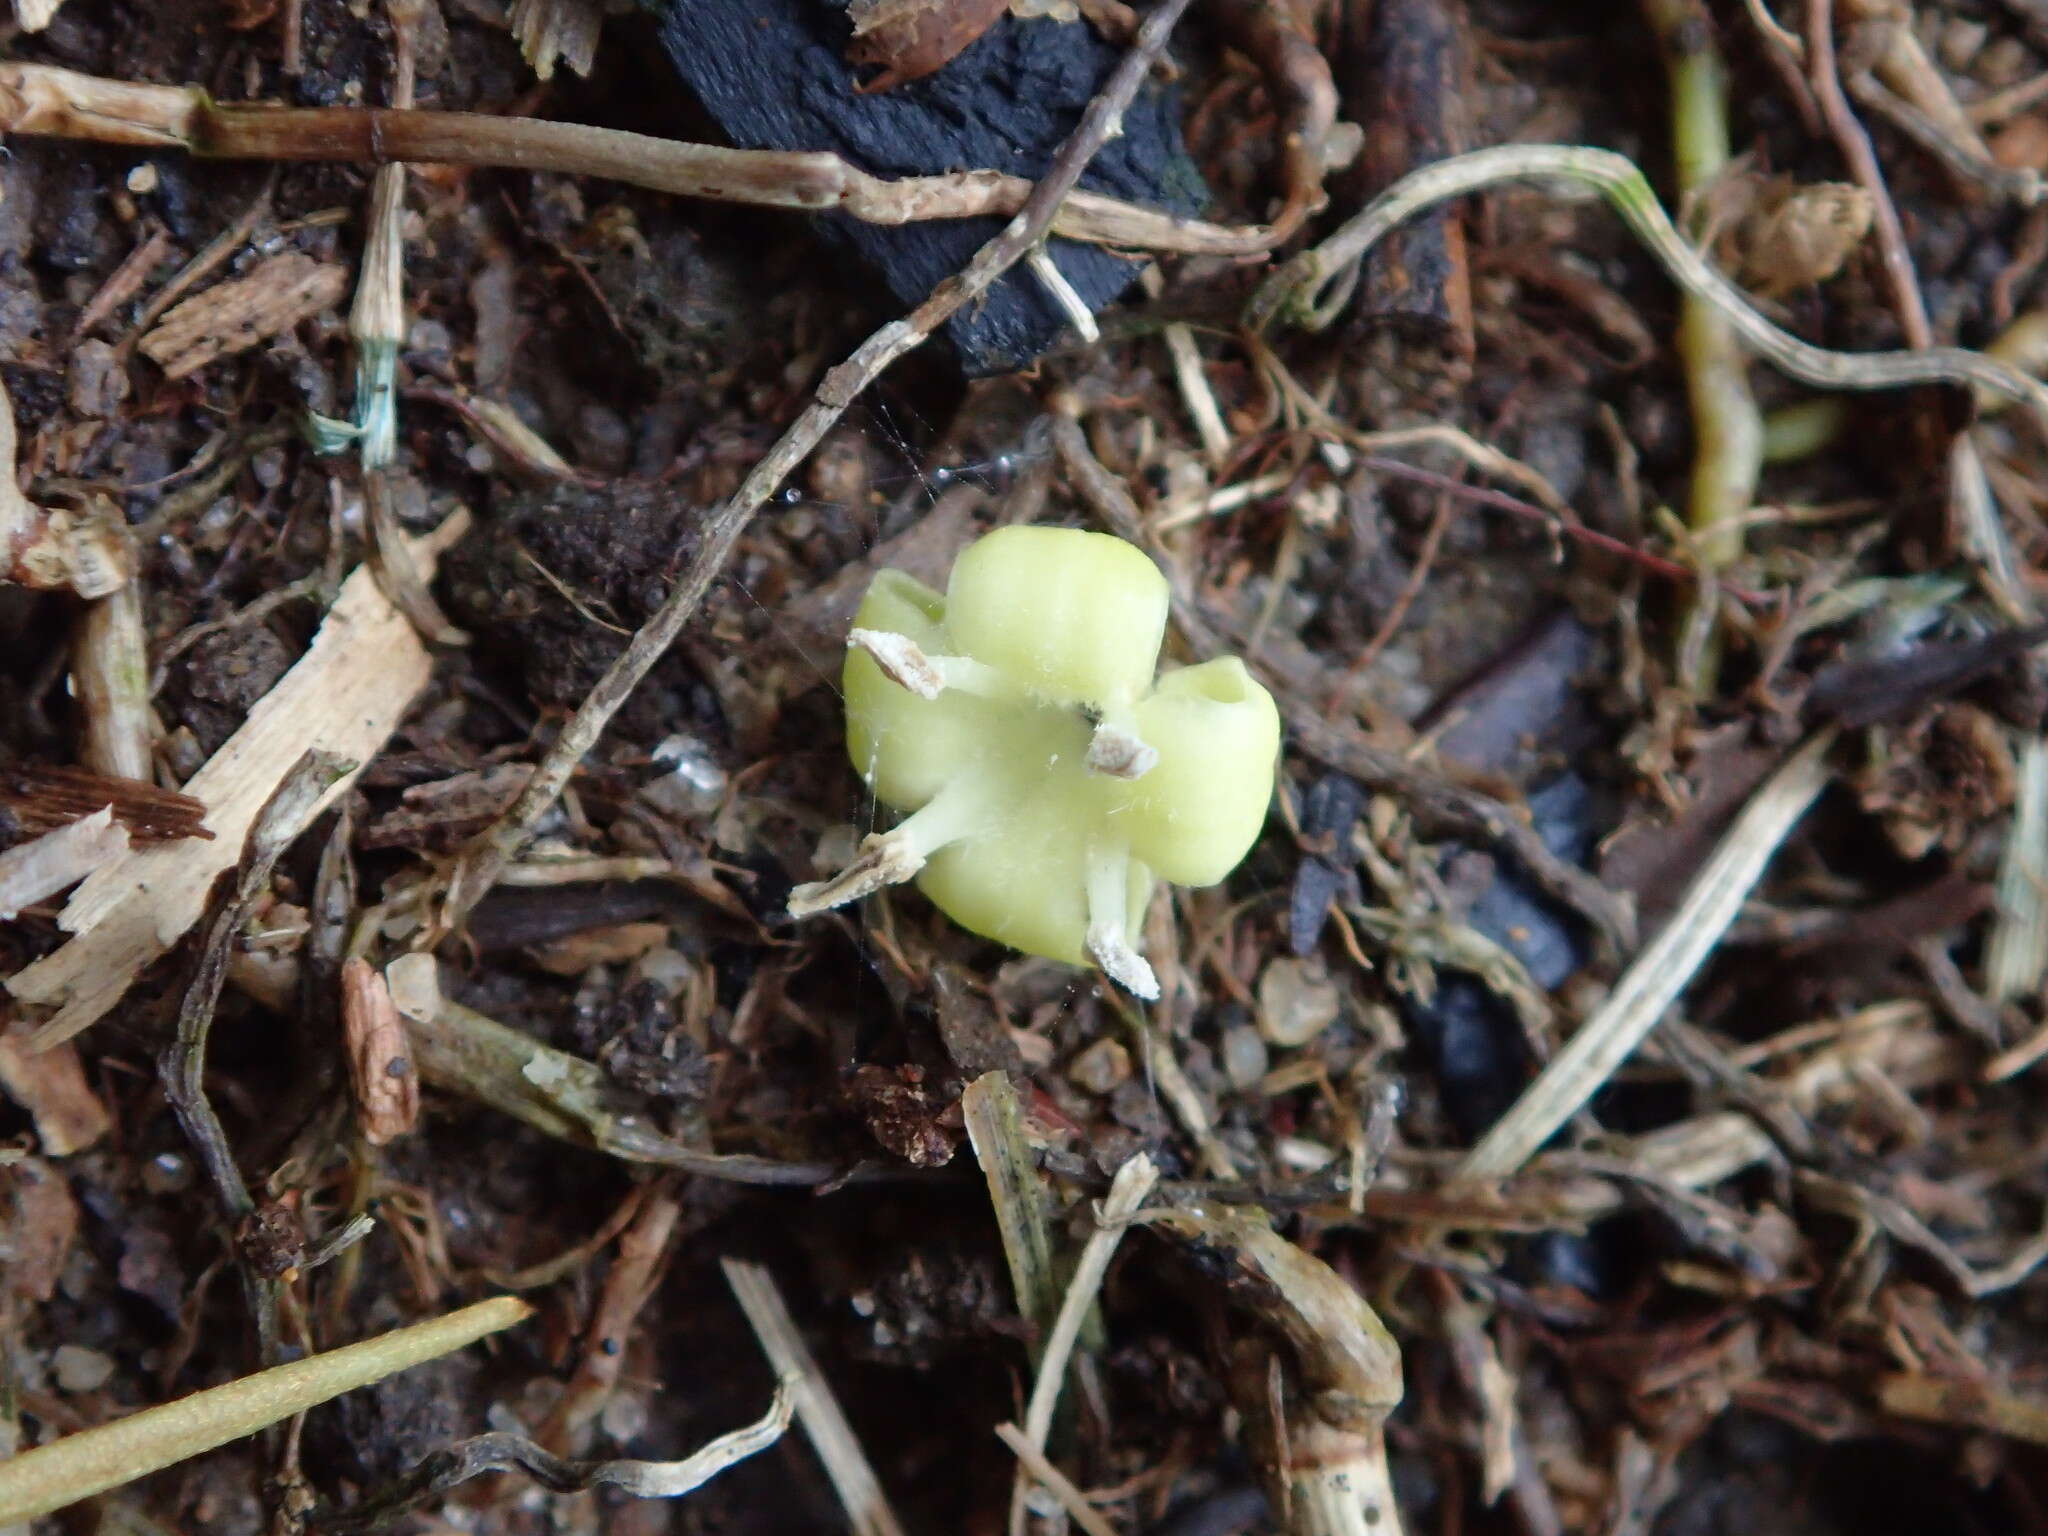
[0,806,128,921]
[509,0,604,79]
[342,958,418,1147]
[6,518,467,1047]
[0,763,211,845]
[0,1015,110,1154]
[137,251,350,379]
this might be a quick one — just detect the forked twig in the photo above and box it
[432,0,1200,938]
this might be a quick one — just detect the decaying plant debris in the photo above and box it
[9,1,2048,1533]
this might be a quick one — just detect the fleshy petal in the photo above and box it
[944,526,1168,710]
[1113,658,1281,886]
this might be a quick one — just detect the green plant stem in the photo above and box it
[1643,0,1761,690]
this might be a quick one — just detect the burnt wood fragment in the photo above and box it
[651,0,1206,375]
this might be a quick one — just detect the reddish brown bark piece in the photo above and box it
[847,0,1011,92]
[0,763,212,845]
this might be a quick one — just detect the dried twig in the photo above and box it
[1142,1206,1405,1536]
[433,0,1201,937]
[535,1180,682,1452]
[1008,1154,1158,1536]
[162,751,355,1364]
[1248,144,2048,427]
[1459,730,1838,1183]
[0,60,1278,258]
[0,1296,530,1527]
[723,1258,908,1536]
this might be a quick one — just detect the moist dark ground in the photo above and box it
[6,2,2048,1534]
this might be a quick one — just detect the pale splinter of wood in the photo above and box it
[1458,728,1839,1183]
[0,807,127,921]
[0,1296,530,1526]
[722,1258,907,1536]
[7,516,468,1047]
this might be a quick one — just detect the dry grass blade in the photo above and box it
[723,1258,908,1536]
[1459,729,1839,1183]
[960,1071,1061,1349]
[0,1295,530,1526]
[994,1423,1120,1536]
[1008,1153,1158,1536]
[1985,735,2048,1005]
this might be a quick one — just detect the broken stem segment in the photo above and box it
[788,775,995,917]
[1085,838,1158,1000]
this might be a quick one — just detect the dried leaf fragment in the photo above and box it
[2,1155,79,1301]
[1,377,131,600]
[846,0,1011,92]
[139,251,350,379]
[0,1015,111,1155]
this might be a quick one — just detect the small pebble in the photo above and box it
[1220,1024,1269,1092]
[1257,956,1340,1048]
[66,338,129,418]
[52,1344,116,1394]
[1068,1036,1131,1095]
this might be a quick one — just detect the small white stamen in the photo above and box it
[1084,837,1159,1000]
[1086,720,1159,780]
[788,835,927,916]
[1087,925,1160,1001]
[788,776,994,919]
[849,628,943,700]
